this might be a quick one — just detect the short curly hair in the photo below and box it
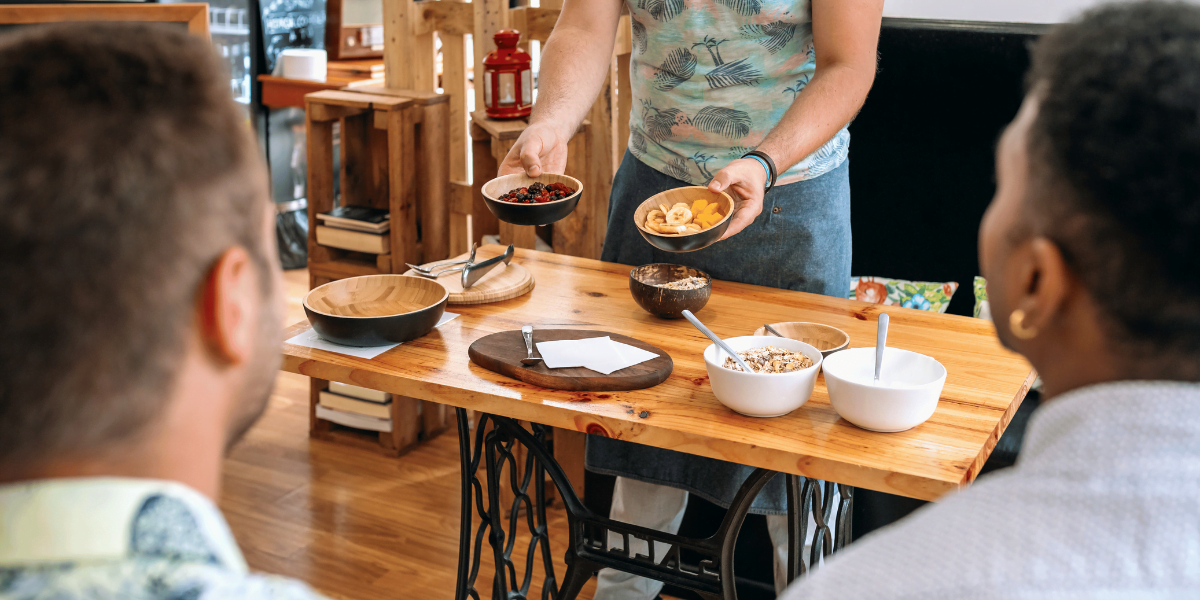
[1026,1,1200,358]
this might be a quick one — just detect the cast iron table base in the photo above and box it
[455,409,854,600]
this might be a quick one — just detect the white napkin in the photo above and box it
[285,312,459,359]
[535,336,658,375]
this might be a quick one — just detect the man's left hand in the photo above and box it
[708,158,768,240]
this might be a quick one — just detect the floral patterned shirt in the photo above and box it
[0,477,327,600]
[625,0,849,186]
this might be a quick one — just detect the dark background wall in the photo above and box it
[849,18,1047,316]
[584,18,1047,600]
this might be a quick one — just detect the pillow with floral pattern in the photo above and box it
[849,276,959,313]
[973,276,992,320]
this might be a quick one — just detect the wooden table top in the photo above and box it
[282,245,1034,501]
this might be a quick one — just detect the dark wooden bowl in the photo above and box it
[303,275,448,347]
[628,263,712,319]
[634,186,734,253]
[481,173,583,226]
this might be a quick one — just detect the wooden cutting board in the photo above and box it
[468,329,673,391]
[403,261,534,305]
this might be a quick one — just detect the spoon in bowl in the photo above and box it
[875,312,890,384]
[763,324,785,338]
[682,310,754,373]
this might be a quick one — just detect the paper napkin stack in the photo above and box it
[535,337,658,375]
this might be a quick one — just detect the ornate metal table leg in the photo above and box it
[783,475,856,586]
[454,408,855,600]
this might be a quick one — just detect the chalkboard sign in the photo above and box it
[260,0,326,73]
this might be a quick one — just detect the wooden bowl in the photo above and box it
[752,322,850,357]
[628,263,711,319]
[634,186,734,253]
[481,173,583,226]
[304,275,448,347]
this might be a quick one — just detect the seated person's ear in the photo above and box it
[199,247,258,364]
[1010,237,1071,334]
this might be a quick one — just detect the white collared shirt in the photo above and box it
[782,381,1200,599]
[0,477,327,600]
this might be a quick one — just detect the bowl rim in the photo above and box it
[822,346,947,389]
[702,335,823,378]
[481,172,584,207]
[751,321,850,351]
[634,186,734,239]
[628,263,713,290]
[303,274,449,320]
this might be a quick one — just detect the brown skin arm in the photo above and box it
[714,0,884,239]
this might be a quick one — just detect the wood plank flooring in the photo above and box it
[217,268,598,600]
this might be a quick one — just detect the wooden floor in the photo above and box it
[217,268,599,600]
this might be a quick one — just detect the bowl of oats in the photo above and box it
[702,336,823,417]
[629,263,711,319]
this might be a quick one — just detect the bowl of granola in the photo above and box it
[629,263,711,319]
[702,336,823,417]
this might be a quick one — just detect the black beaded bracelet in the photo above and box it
[742,150,778,191]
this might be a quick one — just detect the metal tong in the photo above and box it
[406,243,477,275]
[410,244,515,290]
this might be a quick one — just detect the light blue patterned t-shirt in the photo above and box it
[626,0,849,186]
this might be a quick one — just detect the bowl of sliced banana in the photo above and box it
[633,186,735,253]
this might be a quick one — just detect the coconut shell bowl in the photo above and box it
[752,322,850,358]
[481,173,584,226]
[634,186,734,253]
[628,263,712,319]
[304,275,448,347]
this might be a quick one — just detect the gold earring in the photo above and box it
[1009,309,1039,340]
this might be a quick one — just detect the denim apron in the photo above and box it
[587,151,851,515]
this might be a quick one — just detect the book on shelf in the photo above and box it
[318,390,391,419]
[315,404,392,432]
[329,381,392,403]
[316,225,390,254]
[317,206,390,233]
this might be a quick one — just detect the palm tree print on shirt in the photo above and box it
[739,21,797,54]
[783,74,811,99]
[692,36,762,89]
[690,152,718,181]
[654,47,697,91]
[641,0,684,21]
[715,0,762,16]
[641,100,752,141]
[631,18,648,53]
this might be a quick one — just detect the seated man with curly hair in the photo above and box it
[783,2,1200,598]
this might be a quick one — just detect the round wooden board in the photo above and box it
[468,329,674,391]
[403,262,534,305]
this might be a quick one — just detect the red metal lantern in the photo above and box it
[482,29,533,119]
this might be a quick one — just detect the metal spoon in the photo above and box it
[875,313,890,384]
[763,324,785,338]
[520,325,543,366]
[681,310,754,373]
[406,243,477,274]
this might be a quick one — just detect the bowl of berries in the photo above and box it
[481,173,583,226]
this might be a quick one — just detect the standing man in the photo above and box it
[499,0,883,597]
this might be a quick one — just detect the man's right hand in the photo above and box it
[498,122,570,177]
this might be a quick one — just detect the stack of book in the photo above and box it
[315,206,390,254]
[315,381,392,432]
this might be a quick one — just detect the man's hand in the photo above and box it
[708,158,769,240]
[498,122,570,177]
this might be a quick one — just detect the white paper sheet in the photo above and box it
[535,336,659,375]
[285,312,459,359]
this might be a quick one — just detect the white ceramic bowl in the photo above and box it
[822,347,947,432]
[703,336,823,417]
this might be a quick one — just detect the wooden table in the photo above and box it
[282,245,1033,599]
